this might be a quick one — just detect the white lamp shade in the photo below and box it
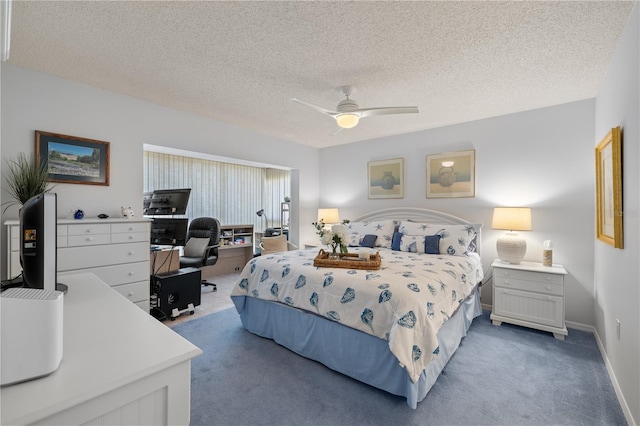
[492,207,531,264]
[318,208,340,224]
[491,207,531,231]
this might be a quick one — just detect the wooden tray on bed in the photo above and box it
[313,249,381,270]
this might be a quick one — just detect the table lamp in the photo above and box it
[491,207,531,264]
[317,208,340,225]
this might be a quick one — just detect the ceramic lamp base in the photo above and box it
[496,233,527,264]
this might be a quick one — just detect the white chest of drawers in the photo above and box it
[5,218,151,312]
[490,259,568,340]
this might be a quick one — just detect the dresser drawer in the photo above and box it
[57,225,68,247]
[111,222,149,234]
[67,223,111,236]
[112,280,149,304]
[111,231,149,244]
[59,261,149,286]
[494,277,563,296]
[58,242,150,271]
[68,233,112,247]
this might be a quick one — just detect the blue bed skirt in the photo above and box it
[231,288,481,408]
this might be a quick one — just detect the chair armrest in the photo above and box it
[203,244,220,260]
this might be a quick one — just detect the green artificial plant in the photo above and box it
[2,153,52,212]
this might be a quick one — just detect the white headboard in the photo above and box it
[353,208,483,256]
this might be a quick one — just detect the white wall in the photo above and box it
[320,100,597,326]
[0,64,321,279]
[594,4,639,424]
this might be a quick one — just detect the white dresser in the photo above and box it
[5,218,151,311]
[1,273,202,425]
[490,259,568,340]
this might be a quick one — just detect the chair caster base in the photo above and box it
[201,280,217,292]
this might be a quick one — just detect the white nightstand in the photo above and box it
[490,259,568,340]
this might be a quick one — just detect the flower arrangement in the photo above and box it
[312,218,350,257]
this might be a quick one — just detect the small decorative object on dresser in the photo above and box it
[491,259,568,340]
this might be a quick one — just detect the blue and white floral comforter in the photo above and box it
[231,248,483,383]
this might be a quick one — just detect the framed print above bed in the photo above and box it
[35,131,110,186]
[368,158,404,199]
[595,126,623,249]
[426,149,475,198]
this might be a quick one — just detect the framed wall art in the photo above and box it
[35,131,110,186]
[367,158,404,199]
[595,126,623,249]
[426,149,475,198]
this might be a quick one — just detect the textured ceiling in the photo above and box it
[7,1,635,148]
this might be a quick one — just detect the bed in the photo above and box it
[231,208,484,408]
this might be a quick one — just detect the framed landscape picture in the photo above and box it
[368,158,404,199]
[595,126,623,249]
[426,149,475,198]
[35,131,110,186]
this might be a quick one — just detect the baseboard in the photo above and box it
[565,320,636,426]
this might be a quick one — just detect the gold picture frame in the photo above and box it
[367,158,404,199]
[426,149,475,198]
[595,127,623,248]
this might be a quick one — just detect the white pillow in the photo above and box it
[348,232,362,247]
[398,221,476,256]
[398,235,426,254]
[346,219,396,248]
[183,237,210,257]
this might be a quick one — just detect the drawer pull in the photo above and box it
[128,251,134,255]
[86,237,93,242]
[129,235,134,240]
[503,280,510,285]
[129,227,135,231]
[128,272,134,276]
[128,292,134,297]
[545,286,551,291]
[86,229,93,233]
[545,276,551,281]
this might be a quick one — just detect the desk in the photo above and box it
[1,273,202,425]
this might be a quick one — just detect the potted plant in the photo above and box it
[2,153,52,213]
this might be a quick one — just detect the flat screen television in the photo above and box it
[147,188,191,215]
[150,218,189,246]
[19,193,65,292]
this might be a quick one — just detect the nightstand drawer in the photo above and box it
[494,277,563,296]
[494,287,563,328]
[494,267,563,285]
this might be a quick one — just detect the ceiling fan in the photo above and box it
[291,86,419,129]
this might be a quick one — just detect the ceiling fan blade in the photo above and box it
[357,106,419,118]
[291,98,339,117]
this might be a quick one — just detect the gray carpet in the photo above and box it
[173,308,627,426]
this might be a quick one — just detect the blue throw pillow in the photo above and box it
[391,232,403,251]
[424,235,441,254]
[360,234,378,248]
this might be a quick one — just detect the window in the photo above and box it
[143,151,290,230]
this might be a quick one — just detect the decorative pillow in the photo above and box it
[183,237,210,257]
[399,235,426,254]
[360,234,378,248]
[430,224,476,256]
[347,220,396,248]
[391,232,403,251]
[424,235,441,254]
[399,221,476,256]
[348,232,362,247]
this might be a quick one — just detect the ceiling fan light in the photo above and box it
[336,113,359,129]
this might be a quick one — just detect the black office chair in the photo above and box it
[179,217,221,291]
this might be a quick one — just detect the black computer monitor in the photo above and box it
[150,218,189,246]
[147,188,191,215]
[142,191,154,216]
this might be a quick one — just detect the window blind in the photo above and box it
[143,151,290,229]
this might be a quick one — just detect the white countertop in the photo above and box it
[1,273,202,425]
